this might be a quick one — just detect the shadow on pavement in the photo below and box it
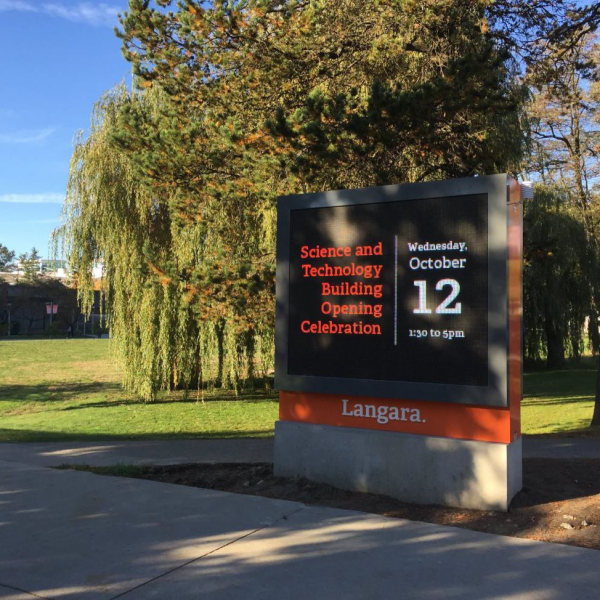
[1,460,598,600]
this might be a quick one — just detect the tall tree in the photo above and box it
[116,0,527,189]
[19,247,41,282]
[550,1,600,46]
[0,243,15,271]
[524,28,600,425]
[527,35,600,209]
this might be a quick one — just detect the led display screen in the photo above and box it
[286,194,488,386]
[275,175,510,407]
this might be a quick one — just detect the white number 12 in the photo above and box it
[414,279,462,315]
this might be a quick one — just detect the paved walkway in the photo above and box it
[0,439,274,467]
[1,457,599,600]
[523,436,600,458]
[0,436,599,468]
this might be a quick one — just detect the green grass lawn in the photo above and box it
[0,339,278,442]
[0,338,598,441]
[522,357,598,436]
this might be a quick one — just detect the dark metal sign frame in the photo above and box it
[275,174,509,407]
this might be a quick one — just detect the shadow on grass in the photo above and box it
[0,381,278,408]
[524,424,600,438]
[524,355,598,372]
[524,377,595,397]
[0,428,275,442]
[523,395,594,406]
[58,393,278,412]
[0,382,124,403]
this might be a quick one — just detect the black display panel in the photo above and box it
[286,195,488,386]
[275,175,509,407]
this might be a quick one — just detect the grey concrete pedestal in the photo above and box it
[274,421,522,511]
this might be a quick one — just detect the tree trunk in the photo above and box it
[545,317,565,369]
[215,319,225,388]
[245,329,256,387]
[570,332,581,361]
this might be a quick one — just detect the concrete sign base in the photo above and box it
[274,421,522,511]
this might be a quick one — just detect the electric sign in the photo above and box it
[275,175,510,407]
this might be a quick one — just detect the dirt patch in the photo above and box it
[86,458,600,550]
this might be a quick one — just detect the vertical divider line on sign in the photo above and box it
[394,234,398,346]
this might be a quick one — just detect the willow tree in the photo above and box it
[56,87,274,400]
[523,185,593,368]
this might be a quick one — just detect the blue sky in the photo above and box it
[0,0,130,258]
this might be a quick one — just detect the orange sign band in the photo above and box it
[280,391,516,444]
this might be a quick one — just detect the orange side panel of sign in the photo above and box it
[508,178,523,441]
[279,391,512,443]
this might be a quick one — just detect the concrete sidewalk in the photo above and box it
[0,436,599,468]
[522,436,600,458]
[0,439,274,467]
[1,458,599,600]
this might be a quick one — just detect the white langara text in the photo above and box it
[341,399,425,425]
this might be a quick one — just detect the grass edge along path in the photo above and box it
[1,339,599,441]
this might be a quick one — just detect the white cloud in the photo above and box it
[42,3,122,26]
[0,1,35,12]
[0,127,56,144]
[0,1,122,27]
[0,193,64,204]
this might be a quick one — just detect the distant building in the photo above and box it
[40,259,68,277]
[3,259,104,282]
[0,277,106,337]
[8,258,68,279]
